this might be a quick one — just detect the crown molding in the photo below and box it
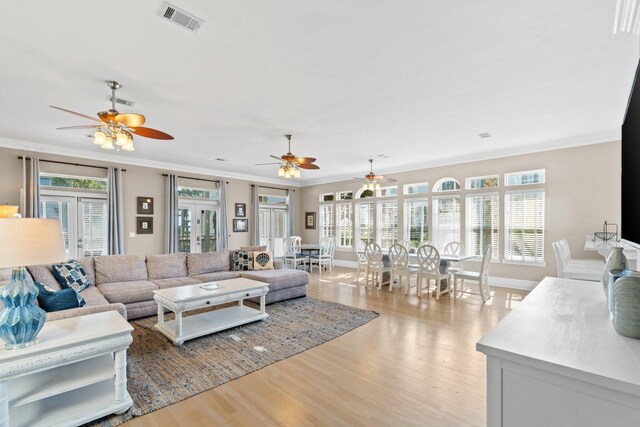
[0,136,303,187]
[299,131,620,187]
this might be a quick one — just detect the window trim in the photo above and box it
[465,191,499,259]
[336,190,354,201]
[465,174,500,190]
[403,182,429,196]
[503,189,545,265]
[355,201,375,245]
[335,202,354,250]
[504,169,546,186]
[319,192,335,203]
[377,185,398,198]
[376,200,398,250]
[433,177,461,193]
[403,197,429,249]
[431,194,462,249]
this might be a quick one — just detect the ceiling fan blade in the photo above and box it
[299,163,320,170]
[255,162,282,166]
[295,157,316,164]
[131,127,174,140]
[115,113,146,128]
[56,125,101,130]
[379,177,397,183]
[270,155,284,161]
[50,105,102,123]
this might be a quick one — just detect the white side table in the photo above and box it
[0,310,134,427]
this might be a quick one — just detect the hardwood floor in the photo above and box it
[124,267,527,427]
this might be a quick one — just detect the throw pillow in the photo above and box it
[52,260,92,292]
[34,282,86,312]
[253,250,274,270]
[232,251,253,271]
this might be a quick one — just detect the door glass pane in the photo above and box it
[42,198,71,259]
[79,199,108,257]
[178,208,192,253]
[272,210,287,257]
[200,208,217,252]
[259,208,270,247]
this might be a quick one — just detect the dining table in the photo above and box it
[299,243,320,271]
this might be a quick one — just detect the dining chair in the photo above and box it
[416,243,450,300]
[284,236,308,270]
[364,242,391,289]
[558,239,605,268]
[552,241,602,281]
[310,237,334,273]
[398,240,411,250]
[355,239,368,283]
[389,243,419,294]
[443,241,465,273]
[452,245,493,302]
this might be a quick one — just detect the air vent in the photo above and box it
[108,96,135,107]
[159,2,204,33]
[478,132,492,139]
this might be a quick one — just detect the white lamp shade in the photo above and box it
[0,219,66,268]
[0,205,19,218]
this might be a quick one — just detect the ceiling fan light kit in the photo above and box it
[257,134,319,179]
[360,158,396,190]
[51,80,173,154]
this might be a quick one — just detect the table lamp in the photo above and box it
[0,205,19,218]
[0,219,66,349]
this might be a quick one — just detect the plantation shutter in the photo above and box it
[431,196,461,249]
[465,194,499,258]
[377,201,398,250]
[79,198,109,257]
[41,198,72,259]
[356,202,375,243]
[404,199,429,248]
[336,203,353,248]
[504,191,545,262]
[319,204,335,239]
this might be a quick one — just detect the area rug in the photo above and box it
[87,297,378,426]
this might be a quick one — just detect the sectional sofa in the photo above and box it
[0,248,309,322]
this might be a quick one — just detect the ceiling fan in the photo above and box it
[50,80,174,152]
[256,134,319,178]
[354,159,397,190]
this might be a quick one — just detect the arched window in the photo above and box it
[355,188,375,199]
[433,177,461,192]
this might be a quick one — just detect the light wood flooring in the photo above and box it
[124,267,527,427]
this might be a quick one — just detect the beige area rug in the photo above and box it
[87,297,379,426]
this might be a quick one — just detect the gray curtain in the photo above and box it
[22,157,40,218]
[164,174,179,253]
[107,167,124,255]
[287,189,295,237]
[251,184,260,245]
[218,180,229,249]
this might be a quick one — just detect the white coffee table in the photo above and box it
[153,278,269,346]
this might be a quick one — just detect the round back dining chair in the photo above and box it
[416,243,449,300]
[443,241,465,273]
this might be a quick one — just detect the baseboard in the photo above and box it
[331,261,538,291]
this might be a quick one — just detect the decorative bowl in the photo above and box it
[594,231,616,241]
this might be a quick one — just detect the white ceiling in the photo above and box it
[0,0,637,185]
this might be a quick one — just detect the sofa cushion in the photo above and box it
[187,250,229,275]
[97,280,158,304]
[240,246,267,252]
[231,251,253,271]
[35,282,86,312]
[77,257,96,285]
[79,285,110,306]
[28,264,63,291]
[152,276,201,289]
[52,260,92,292]
[147,253,187,280]
[95,255,147,285]
[239,269,309,292]
[190,271,240,283]
[253,251,274,270]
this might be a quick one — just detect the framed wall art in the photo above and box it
[305,212,316,230]
[233,218,248,232]
[137,197,154,215]
[136,217,153,234]
[235,203,246,217]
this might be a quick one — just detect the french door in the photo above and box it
[259,207,287,257]
[41,195,108,259]
[178,202,218,253]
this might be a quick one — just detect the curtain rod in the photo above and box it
[251,184,295,192]
[17,156,126,172]
[162,173,226,184]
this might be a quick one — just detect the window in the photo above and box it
[504,190,545,263]
[40,174,107,191]
[356,202,375,244]
[466,175,499,189]
[505,169,545,186]
[377,201,398,249]
[319,192,335,202]
[403,182,428,195]
[404,199,428,248]
[431,197,461,248]
[258,194,287,205]
[434,178,461,192]
[466,194,499,258]
[336,191,353,200]
[377,186,398,197]
[319,204,335,239]
[178,187,219,200]
[336,203,353,248]
[355,188,375,199]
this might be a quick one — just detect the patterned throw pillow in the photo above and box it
[34,281,86,312]
[253,251,274,270]
[232,251,254,271]
[51,260,91,292]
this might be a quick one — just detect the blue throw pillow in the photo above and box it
[52,260,91,292]
[34,282,86,312]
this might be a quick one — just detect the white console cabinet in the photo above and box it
[477,277,640,427]
[0,311,133,427]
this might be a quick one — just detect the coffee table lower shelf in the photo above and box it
[154,305,268,345]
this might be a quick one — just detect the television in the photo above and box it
[622,60,640,249]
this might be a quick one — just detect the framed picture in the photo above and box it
[137,217,153,234]
[305,212,316,230]
[233,218,248,232]
[137,197,154,215]
[235,203,246,217]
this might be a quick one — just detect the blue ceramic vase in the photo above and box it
[0,267,47,349]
